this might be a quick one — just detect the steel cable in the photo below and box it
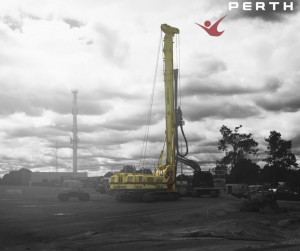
[139,31,162,169]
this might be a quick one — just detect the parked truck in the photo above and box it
[225,184,248,198]
[58,180,90,201]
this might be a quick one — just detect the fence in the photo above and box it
[0,186,98,196]
[276,187,300,201]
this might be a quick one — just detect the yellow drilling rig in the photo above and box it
[109,24,220,202]
[110,24,178,202]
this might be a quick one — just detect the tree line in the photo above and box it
[215,125,299,187]
[1,125,299,188]
[0,165,153,186]
[0,168,32,186]
[103,165,153,177]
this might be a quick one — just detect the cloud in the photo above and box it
[181,79,253,97]
[255,76,300,112]
[256,96,300,112]
[227,0,300,22]
[0,92,42,116]
[180,54,282,97]
[99,110,163,131]
[1,15,23,32]
[0,92,113,116]
[94,23,130,66]
[264,77,282,92]
[63,18,84,28]
[5,127,64,140]
[289,133,300,152]
[1,0,300,177]
[183,100,261,121]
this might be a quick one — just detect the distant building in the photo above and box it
[225,184,248,197]
[21,171,31,186]
[30,172,88,186]
[212,169,226,188]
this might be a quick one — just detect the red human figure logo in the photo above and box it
[195,15,227,36]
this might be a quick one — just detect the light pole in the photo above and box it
[56,141,58,173]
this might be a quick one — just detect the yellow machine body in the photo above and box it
[110,173,167,190]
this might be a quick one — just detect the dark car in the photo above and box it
[95,184,105,194]
[276,187,300,201]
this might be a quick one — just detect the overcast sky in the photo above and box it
[0,0,300,177]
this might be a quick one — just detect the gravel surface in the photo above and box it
[1,193,300,250]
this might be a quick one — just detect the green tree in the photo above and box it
[263,131,298,187]
[214,161,229,174]
[120,165,136,173]
[285,169,300,187]
[135,169,152,174]
[1,168,32,186]
[231,158,260,184]
[218,125,259,183]
[2,170,21,185]
[259,164,288,185]
[104,172,114,177]
[176,174,189,181]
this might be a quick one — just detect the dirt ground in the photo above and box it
[1,192,300,251]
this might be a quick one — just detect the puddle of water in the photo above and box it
[18,205,39,208]
[17,204,60,208]
[0,199,21,201]
[53,213,76,216]
[39,205,59,207]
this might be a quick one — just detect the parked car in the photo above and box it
[276,187,300,201]
[95,184,105,194]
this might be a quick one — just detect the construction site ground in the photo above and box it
[1,192,300,251]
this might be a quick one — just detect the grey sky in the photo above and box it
[0,0,300,177]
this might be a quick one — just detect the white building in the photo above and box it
[31,172,88,185]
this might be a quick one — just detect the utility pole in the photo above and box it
[71,89,79,173]
[56,141,58,173]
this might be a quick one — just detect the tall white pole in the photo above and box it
[71,89,79,173]
[56,141,57,172]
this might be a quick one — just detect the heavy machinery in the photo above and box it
[95,177,111,195]
[110,24,221,202]
[110,24,179,203]
[177,157,221,198]
[58,180,90,201]
[240,185,287,214]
